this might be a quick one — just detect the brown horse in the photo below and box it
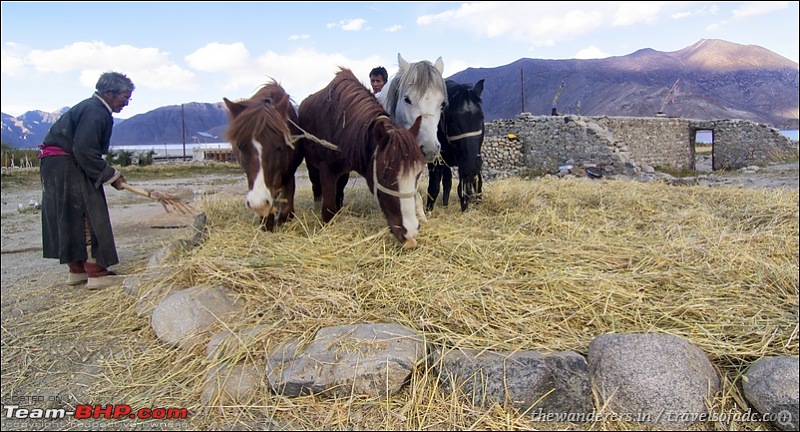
[223,81,304,231]
[298,68,427,248]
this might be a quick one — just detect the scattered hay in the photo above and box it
[4,176,797,430]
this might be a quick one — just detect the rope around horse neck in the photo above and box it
[286,118,340,151]
[372,151,419,200]
[447,130,482,141]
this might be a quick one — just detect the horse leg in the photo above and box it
[441,166,452,207]
[475,171,483,203]
[261,214,276,232]
[277,177,296,226]
[426,163,441,212]
[320,180,339,223]
[457,175,474,212]
[475,156,484,203]
[335,174,348,211]
[307,163,322,203]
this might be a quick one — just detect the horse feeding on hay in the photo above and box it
[427,79,486,212]
[378,53,447,163]
[223,81,304,231]
[298,68,427,249]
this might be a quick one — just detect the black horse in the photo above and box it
[426,79,485,212]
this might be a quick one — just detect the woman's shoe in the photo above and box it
[66,261,88,285]
[87,273,126,290]
[66,272,89,285]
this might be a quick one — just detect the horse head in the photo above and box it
[370,115,426,248]
[223,82,302,230]
[380,53,447,163]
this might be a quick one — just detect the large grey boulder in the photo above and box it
[266,323,425,398]
[588,333,720,428]
[151,285,242,349]
[743,356,799,431]
[431,348,592,419]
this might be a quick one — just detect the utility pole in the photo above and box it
[520,67,525,113]
[181,103,186,160]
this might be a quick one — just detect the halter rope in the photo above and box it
[447,130,483,141]
[286,118,340,151]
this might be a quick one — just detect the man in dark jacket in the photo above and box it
[39,71,134,290]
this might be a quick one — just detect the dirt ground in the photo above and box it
[0,162,797,430]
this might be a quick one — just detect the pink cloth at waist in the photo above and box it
[38,144,72,159]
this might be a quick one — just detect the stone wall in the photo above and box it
[481,114,797,179]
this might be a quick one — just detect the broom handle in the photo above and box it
[120,182,152,199]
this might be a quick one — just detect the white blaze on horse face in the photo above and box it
[398,163,424,242]
[245,139,274,217]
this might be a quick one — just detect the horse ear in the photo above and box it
[275,93,291,117]
[398,53,409,73]
[373,120,391,148]
[434,57,444,75]
[474,79,485,98]
[409,115,422,137]
[223,97,246,118]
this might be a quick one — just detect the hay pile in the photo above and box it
[8,176,799,430]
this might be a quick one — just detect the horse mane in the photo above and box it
[225,80,292,149]
[383,60,448,118]
[307,68,423,174]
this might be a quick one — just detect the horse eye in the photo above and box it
[441,102,446,111]
[404,96,412,105]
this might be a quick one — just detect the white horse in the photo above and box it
[378,53,447,163]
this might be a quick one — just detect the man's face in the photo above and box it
[370,76,385,93]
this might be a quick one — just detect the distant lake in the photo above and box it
[111,143,231,158]
[115,131,799,156]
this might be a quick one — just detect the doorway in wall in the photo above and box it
[694,129,713,172]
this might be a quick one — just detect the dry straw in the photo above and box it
[5,175,797,431]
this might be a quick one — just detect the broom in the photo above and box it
[121,183,195,215]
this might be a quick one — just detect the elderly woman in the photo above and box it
[39,71,134,290]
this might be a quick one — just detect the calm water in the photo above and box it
[116,131,799,155]
[111,143,231,158]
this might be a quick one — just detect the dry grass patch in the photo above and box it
[5,176,797,430]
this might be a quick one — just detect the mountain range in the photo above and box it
[2,39,797,149]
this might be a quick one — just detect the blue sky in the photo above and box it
[2,1,798,119]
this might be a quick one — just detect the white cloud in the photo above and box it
[611,2,661,26]
[26,42,169,73]
[671,4,720,20]
[573,45,610,59]
[289,34,310,40]
[731,1,789,20]
[385,25,402,32]
[186,43,250,72]
[330,18,366,31]
[217,48,385,105]
[0,49,26,76]
[417,2,609,46]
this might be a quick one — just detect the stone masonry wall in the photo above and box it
[480,114,797,180]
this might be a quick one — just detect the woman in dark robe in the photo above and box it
[39,71,134,290]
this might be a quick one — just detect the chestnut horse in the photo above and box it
[298,68,427,248]
[223,81,304,231]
